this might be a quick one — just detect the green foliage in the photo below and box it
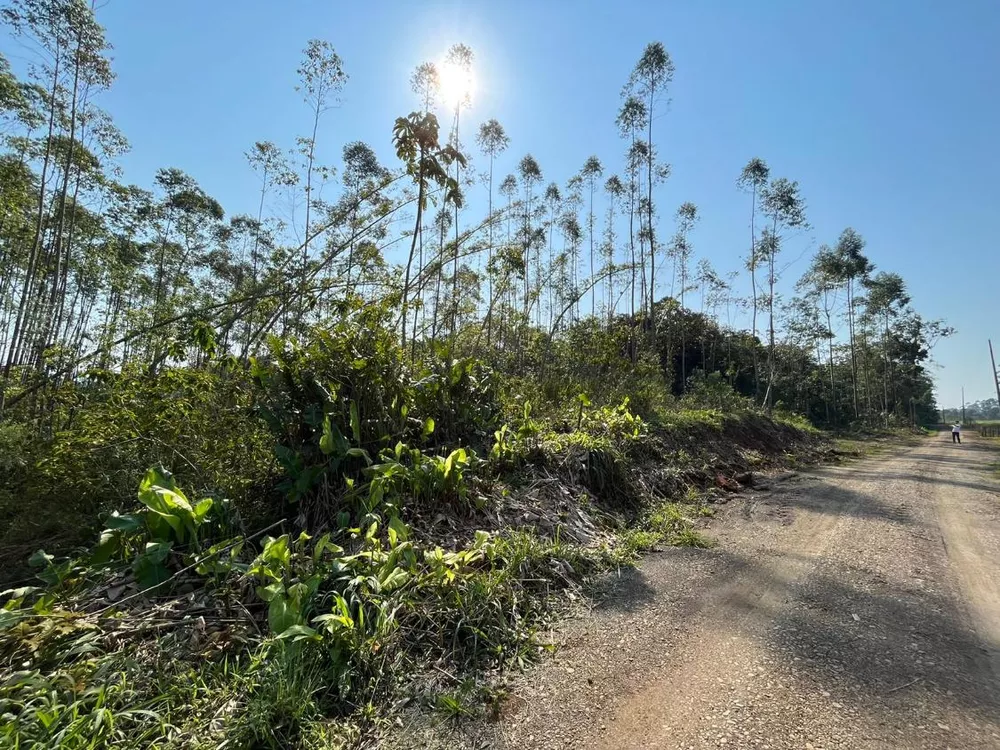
[0,661,169,749]
[364,442,475,513]
[92,467,233,591]
[508,318,671,418]
[613,501,713,560]
[682,370,754,412]
[233,640,328,749]
[250,532,329,635]
[411,355,501,446]
[249,316,500,528]
[0,9,910,746]
[0,366,276,566]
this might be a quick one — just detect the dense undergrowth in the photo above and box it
[0,6,949,744]
[0,315,822,748]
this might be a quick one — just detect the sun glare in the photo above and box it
[438,60,474,108]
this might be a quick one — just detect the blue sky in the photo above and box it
[7,0,999,407]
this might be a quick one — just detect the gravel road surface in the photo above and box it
[473,433,1000,749]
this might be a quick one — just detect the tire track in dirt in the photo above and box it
[478,434,1000,750]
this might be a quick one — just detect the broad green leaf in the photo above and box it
[313,612,354,631]
[286,581,311,609]
[1,586,38,601]
[276,624,321,642]
[320,415,335,455]
[134,543,173,591]
[388,514,410,544]
[91,531,123,565]
[268,596,298,633]
[28,550,53,569]
[347,447,372,464]
[472,530,491,550]
[143,541,172,564]
[193,498,214,521]
[138,467,177,497]
[321,416,348,457]
[380,567,409,592]
[103,513,143,533]
[260,535,291,570]
[257,582,284,602]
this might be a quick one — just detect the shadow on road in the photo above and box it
[598,545,1000,734]
[764,479,919,526]
[719,545,1000,725]
[831,468,1000,495]
[590,564,659,612]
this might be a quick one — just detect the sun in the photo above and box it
[438,60,474,109]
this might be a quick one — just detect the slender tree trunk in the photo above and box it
[748,185,760,398]
[847,278,860,420]
[4,49,62,376]
[606,200,615,328]
[450,107,461,341]
[52,166,84,349]
[882,312,891,425]
[410,213,424,361]
[400,158,425,355]
[301,110,320,321]
[639,207,647,317]
[485,155,494,347]
[46,36,84,364]
[680,264,687,390]
[239,165,270,359]
[588,180,595,318]
[432,220,445,339]
[765,225,777,410]
[646,86,656,323]
[860,322,873,421]
[823,290,836,425]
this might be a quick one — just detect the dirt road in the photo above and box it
[483,433,1000,749]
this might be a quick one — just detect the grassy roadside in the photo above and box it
[832,427,931,459]
[0,406,827,749]
[979,433,1000,479]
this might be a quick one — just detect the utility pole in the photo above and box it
[990,339,1000,415]
[961,386,966,424]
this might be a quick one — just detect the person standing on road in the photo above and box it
[952,422,962,444]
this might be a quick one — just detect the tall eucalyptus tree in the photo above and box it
[602,174,624,324]
[442,43,473,340]
[476,118,509,344]
[296,39,347,314]
[627,42,674,320]
[736,157,770,394]
[517,154,542,323]
[831,227,873,420]
[759,176,806,409]
[616,96,647,322]
[580,156,603,317]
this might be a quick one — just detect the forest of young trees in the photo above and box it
[0,4,966,746]
[942,398,1000,423]
[0,1,947,436]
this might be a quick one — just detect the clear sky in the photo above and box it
[7,0,999,407]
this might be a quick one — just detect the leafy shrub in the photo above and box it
[411,354,501,447]
[364,442,475,513]
[0,366,275,570]
[682,370,755,412]
[501,319,671,419]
